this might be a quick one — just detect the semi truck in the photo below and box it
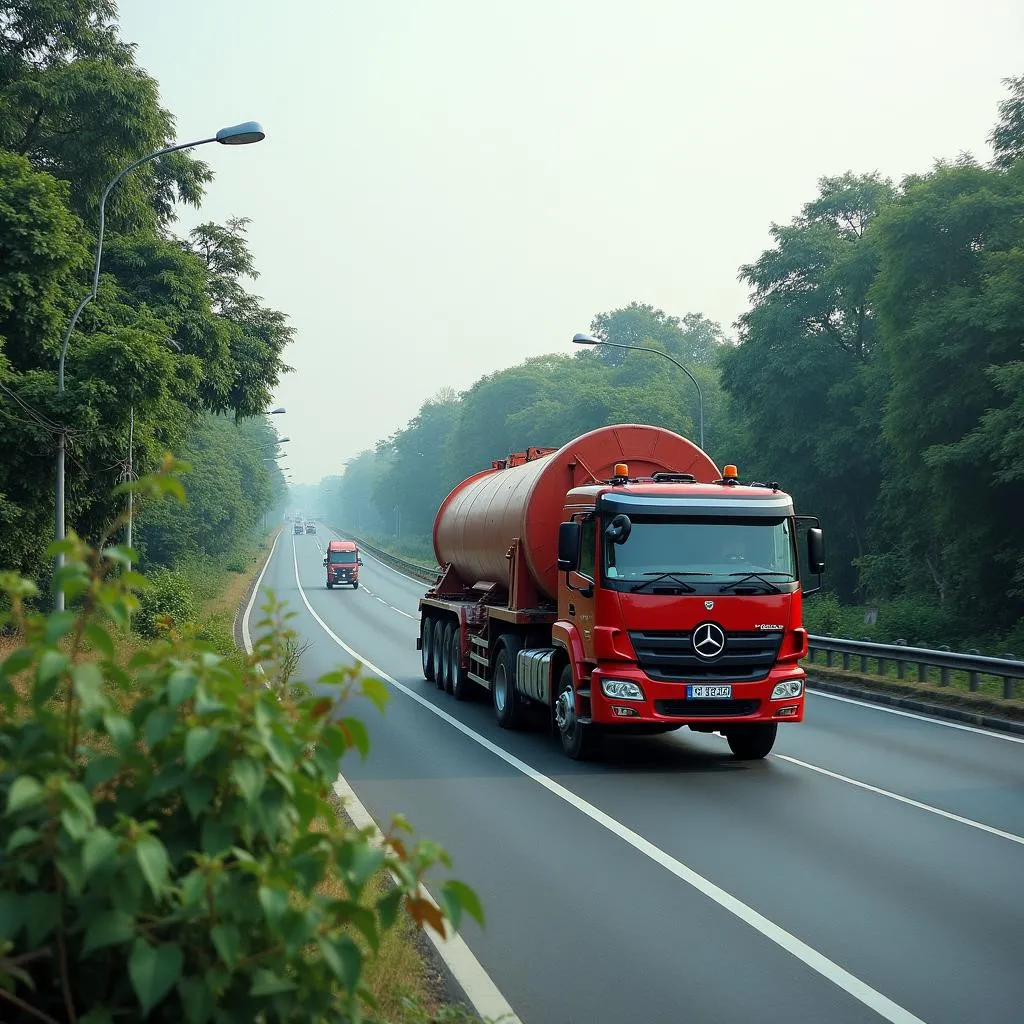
[417,424,824,761]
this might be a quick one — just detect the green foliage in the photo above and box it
[0,470,482,1022]
[134,568,196,639]
[0,3,291,592]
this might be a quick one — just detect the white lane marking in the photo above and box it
[810,689,1024,745]
[775,755,1024,847]
[241,528,283,655]
[332,774,523,1024]
[290,545,925,1024]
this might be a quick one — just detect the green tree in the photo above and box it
[990,74,1024,170]
[722,173,897,599]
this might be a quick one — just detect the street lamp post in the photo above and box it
[571,332,705,451]
[54,121,266,609]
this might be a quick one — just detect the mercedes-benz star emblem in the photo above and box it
[692,621,726,660]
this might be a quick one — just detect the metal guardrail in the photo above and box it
[321,524,1024,700]
[807,635,1024,700]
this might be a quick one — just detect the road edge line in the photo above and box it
[243,530,521,1024]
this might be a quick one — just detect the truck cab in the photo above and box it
[324,539,362,590]
[551,464,824,757]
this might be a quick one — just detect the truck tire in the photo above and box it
[448,626,471,702]
[326,580,333,590]
[492,639,524,729]
[555,664,599,760]
[352,580,359,590]
[430,619,447,689]
[725,723,777,760]
[421,616,435,682]
[437,621,455,692]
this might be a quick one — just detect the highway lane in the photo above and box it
[260,528,1024,1024]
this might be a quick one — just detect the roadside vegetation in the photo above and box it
[307,76,1024,656]
[0,469,486,1022]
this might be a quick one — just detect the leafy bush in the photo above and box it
[0,467,482,1022]
[134,567,196,638]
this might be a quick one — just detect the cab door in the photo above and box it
[566,514,598,662]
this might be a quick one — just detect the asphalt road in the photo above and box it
[258,527,1024,1024]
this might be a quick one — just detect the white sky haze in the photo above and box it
[117,0,1024,482]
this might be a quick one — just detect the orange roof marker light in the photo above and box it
[723,465,739,479]
[614,463,629,478]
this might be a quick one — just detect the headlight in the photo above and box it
[601,679,645,701]
[771,679,804,699]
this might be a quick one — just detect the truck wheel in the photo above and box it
[442,622,457,695]
[352,580,359,590]
[725,723,778,760]
[436,621,454,692]
[430,619,447,688]
[555,664,599,760]
[326,580,333,590]
[449,626,471,702]
[492,641,523,729]
[421,616,435,682]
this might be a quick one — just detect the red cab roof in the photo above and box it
[327,539,357,550]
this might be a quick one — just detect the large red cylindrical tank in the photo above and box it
[433,424,720,601]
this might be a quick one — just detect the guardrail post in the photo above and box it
[969,671,979,692]
[878,657,886,677]
[1004,676,1014,700]
[842,652,850,670]
[918,663,927,683]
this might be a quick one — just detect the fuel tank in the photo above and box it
[433,424,719,601]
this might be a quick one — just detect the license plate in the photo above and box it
[687,685,732,699]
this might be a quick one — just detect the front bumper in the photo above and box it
[587,663,806,726]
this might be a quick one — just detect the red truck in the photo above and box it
[324,539,362,589]
[417,424,824,761]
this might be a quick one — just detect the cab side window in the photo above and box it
[578,516,596,580]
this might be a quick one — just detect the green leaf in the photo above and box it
[167,669,197,707]
[257,885,288,926]
[135,835,170,898]
[182,778,215,818]
[24,892,60,947]
[231,758,264,805]
[60,779,96,822]
[339,716,370,759]
[0,647,33,678]
[143,706,177,747]
[201,817,234,856]
[37,648,69,685]
[360,676,390,713]
[6,825,39,854]
[84,755,121,790]
[6,775,44,815]
[184,726,220,769]
[103,711,134,753]
[84,621,116,658]
[71,662,109,713]
[0,892,25,942]
[178,975,215,1024]
[44,610,78,645]
[61,806,91,842]
[129,939,183,1015]
[210,923,242,968]
[102,544,136,566]
[249,968,297,996]
[82,826,119,878]
[82,910,135,954]
[375,887,403,930]
[317,935,362,990]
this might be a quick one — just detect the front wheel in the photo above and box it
[352,580,359,590]
[554,665,599,760]
[326,580,333,590]
[492,643,523,729]
[725,723,778,760]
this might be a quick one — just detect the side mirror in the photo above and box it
[357,558,363,565]
[322,557,328,566]
[605,513,632,545]
[557,521,581,571]
[807,528,825,575]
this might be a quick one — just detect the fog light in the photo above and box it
[771,679,804,700]
[601,679,645,701]
[775,705,799,717]
[611,705,638,717]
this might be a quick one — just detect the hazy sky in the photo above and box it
[118,0,1023,484]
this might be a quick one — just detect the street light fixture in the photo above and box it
[571,332,705,451]
[54,121,266,609]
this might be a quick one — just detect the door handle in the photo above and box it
[568,603,576,617]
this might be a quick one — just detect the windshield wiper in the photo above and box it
[719,572,791,594]
[630,572,710,594]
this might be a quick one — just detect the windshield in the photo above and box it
[329,551,357,565]
[603,517,796,586]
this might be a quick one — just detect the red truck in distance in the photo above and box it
[324,539,362,590]
[417,424,825,761]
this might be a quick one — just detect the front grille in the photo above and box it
[629,629,784,683]
[655,699,761,717]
